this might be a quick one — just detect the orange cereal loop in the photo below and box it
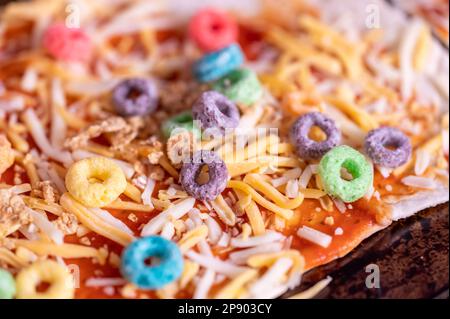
[0,134,15,175]
[65,157,127,208]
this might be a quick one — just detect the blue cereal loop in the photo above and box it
[193,43,244,83]
[121,236,184,290]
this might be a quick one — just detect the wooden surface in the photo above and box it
[285,203,449,299]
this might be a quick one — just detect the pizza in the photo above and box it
[0,0,448,299]
[393,0,449,46]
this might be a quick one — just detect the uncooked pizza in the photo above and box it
[0,0,448,299]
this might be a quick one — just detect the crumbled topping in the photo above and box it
[109,252,121,268]
[80,236,91,246]
[111,116,144,151]
[324,216,335,226]
[148,165,165,181]
[127,213,138,223]
[64,116,129,149]
[0,189,32,238]
[166,131,194,166]
[159,80,207,114]
[32,180,59,203]
[53,212,78,235]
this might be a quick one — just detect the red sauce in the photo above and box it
[1,22,443,299]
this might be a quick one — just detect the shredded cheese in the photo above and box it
[227,180,294,220]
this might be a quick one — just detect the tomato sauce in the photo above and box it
[0,21,435,299]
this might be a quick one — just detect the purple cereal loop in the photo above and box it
[180,150,228,201]
[364,126,412,168]
[290,112,341,160]
[192,91,240,135]
[112,78,158,117]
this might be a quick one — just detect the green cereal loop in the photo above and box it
[0,268,16,299]
[212,69,263,106]
[161,111,201,140]
[318,145,373,203]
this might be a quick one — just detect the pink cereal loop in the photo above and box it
[43,22,92,62]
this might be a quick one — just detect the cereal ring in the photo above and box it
[290,112,341,160]
[161,111,201,140]
[0,268,15,299]
[15,260,74,299]
[180,150,228,201]
[43,23,92,62]
[364,126,412,168]
[112,78,158,117]
[193,44,244,83]
[189,7,238,52]
[121,236,183,290]
[318,145,373,203]
[212,69,263,106]
[192,90,240,135]
[65,157,127,208]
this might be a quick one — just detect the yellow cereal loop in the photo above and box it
[15,260,74,299]
[65,157,127,208]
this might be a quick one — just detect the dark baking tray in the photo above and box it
[284,203,449,299]
[1,0,448,299]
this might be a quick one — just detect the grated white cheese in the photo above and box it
[21,68,38,92]
[28,208,64,245]
[364,183,375,201]
[193,269,215,299]
[399,19,423,101]
[205,216,222,245]
[298,165,314,189]
[141,177,155,207]
[285,179,299,199]
[377,165,393,178]
[22,109,73,165]
[228,242,284,265]
[334,227,344,235]
[230,231,284,248]
[185,250,247,277]
[50,78,67,149]
[271,168,302,188]
[249,257,293,298]
[90,208,134,236]
[141,198,195,236]
[297,226,332,248]
[217,232,231,247]
[160,222,175,240]
[85,278,127,287]
[401,175,437,189]
[333,198,347,213]
[414,149,431,176]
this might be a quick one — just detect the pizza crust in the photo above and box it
[389,187,449,221]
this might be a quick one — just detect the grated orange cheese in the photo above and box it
[60,193,135,246]
[0,247,28,269]
[104,199,154,212]
[124,183,143,203]
[227,180,293,220]
[179,260,200,289]
[10,239,105,264]
[178,225,208,253]
[247,250,305,276]
[214,269,258,299]
[266,27,343,76]
[324,96,379,132]
[211,195,236,226]
[243,174,304,209]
